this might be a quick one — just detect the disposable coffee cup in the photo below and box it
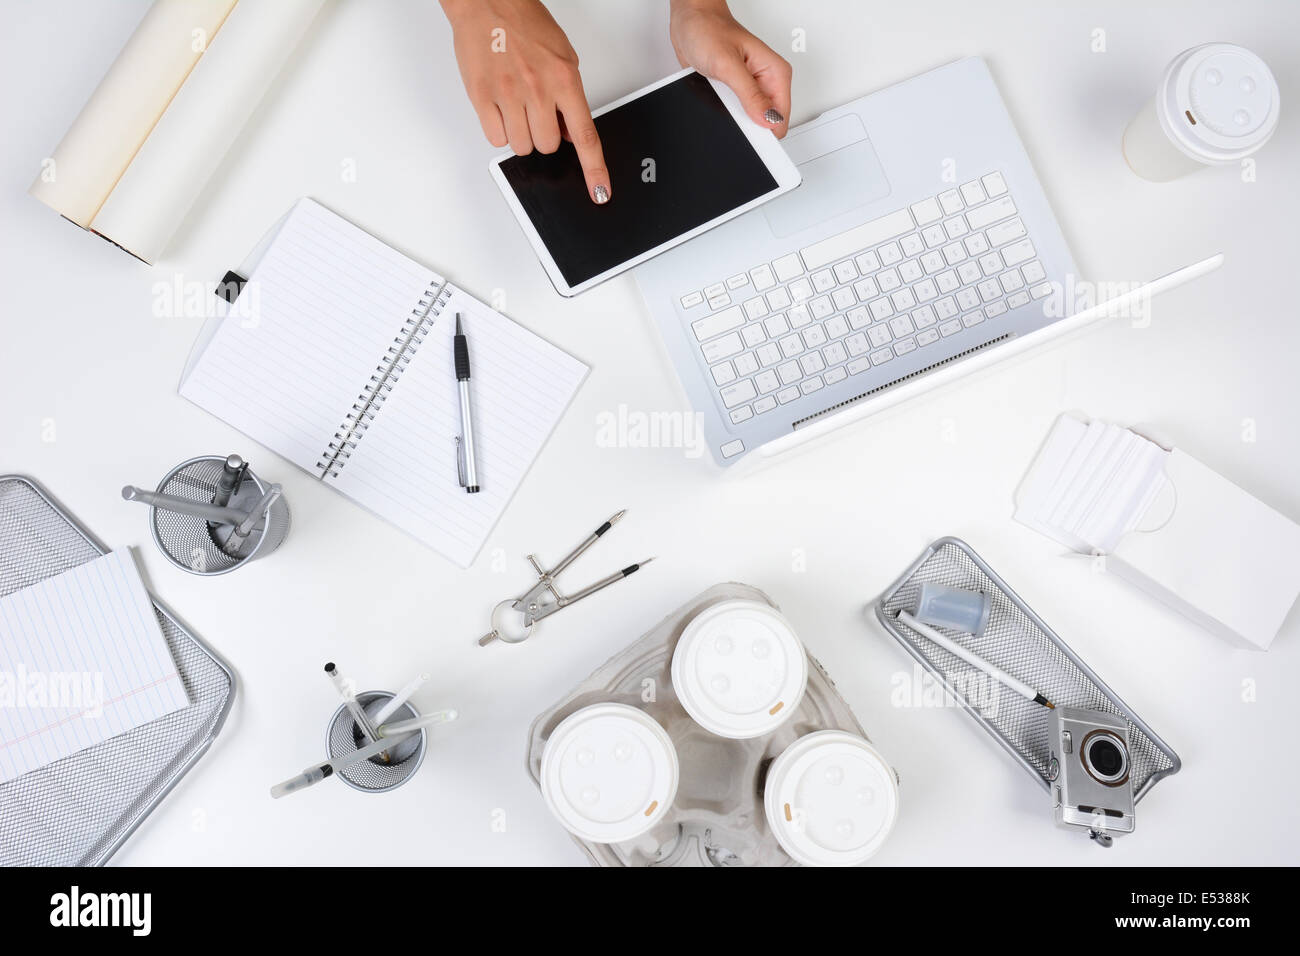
[540,703,679,844]
[764,730,899,866]
[671,600,808,739]
[1123,43,1279,181]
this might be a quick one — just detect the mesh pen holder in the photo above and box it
[326,691,427,793]
[149,456,291,576]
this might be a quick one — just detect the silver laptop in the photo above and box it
[635,57,1190,466]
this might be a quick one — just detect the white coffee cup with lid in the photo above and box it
[671,599,808,739]
[1123,42,1280,181]
[764,730,899,866]
[540,703,679,844]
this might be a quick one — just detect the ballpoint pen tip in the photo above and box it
[455,313,463,335]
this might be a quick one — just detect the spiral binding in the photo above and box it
[316,279,452,479]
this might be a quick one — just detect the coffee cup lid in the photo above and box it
[1160,43,1279,162]
[764,731,899,866]
[671,600,807,739]
[540,703,678,844]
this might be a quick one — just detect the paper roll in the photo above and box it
[91,0,325,263]
[28,0,238,228]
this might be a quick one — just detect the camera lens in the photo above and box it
[1082,731,1129,785]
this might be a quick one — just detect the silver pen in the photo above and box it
[453,313,481,494]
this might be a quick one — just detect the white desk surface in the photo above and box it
[2,0,1297,866]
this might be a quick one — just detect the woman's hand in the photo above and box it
[441,0,611,203]
[669,0,792,137]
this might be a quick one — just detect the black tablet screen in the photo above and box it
[498,72,778,288]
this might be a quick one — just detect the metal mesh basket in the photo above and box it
[326,692,426,793]
[0,476,235,866]
[874,537,1179,801]
[150,456,290,575]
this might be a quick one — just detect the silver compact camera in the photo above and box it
[1047,707,1135,846]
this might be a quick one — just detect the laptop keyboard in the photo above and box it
[677,171,1053,426]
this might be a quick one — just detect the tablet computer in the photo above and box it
[489,69,801,297]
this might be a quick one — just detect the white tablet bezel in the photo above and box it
[489,68,801,297]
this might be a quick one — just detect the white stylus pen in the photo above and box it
[897,611,1054,709]
[370,673,430,727]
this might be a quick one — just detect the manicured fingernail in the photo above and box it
[764,108,784,125]
[593,185,610,204]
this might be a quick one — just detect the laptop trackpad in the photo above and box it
[764,114,892,239]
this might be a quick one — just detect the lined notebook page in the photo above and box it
[180,198,441,474]
[0,550,189,784]
[329,286,588,566]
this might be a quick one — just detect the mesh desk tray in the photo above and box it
[0,476,235,866]
[873,537,1178,802]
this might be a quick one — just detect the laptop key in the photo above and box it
[800,376,825,395]
[981,171,1008,196]
[702,332,743,363]
[756,342,782,367]
[966,195,1016,230]
[730,405,754,424]
[721,380,757,408]
[772,253,803,282]
[776,386,800,404]
[692,305,743,341]
[680,291,704,309]
[910,197,942,225]
[750,264,776,290]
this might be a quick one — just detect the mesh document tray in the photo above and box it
[873,537,1178,801]
[0,476,236,866]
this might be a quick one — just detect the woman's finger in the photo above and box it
[558,88,611,204]
[499,101,534,156]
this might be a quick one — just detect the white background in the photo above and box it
[2,0,1297,866]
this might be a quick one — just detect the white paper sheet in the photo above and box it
[0,550,189,784]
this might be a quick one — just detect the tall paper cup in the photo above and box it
[1123,43,1279,181]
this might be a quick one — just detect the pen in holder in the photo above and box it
[326,691,427,794]
[126,454,291,576]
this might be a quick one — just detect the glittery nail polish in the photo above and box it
[593,185,610,204]
[764,108,784,125]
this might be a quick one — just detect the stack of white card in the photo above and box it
[1014,417,1171,555]
[1016,413,1300,650]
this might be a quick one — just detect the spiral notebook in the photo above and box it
[179,198,588,567]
